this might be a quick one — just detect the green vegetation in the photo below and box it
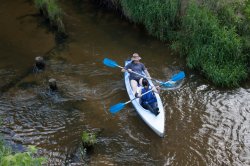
[0,139,46,166]
[201,0,250,64]
[81,131,97,148]
[244,0,250,64]
[246,0,250,19]
[34,0,65,33]
[120,0,181,41]
[176,1,247,87]
[111,0,249,87]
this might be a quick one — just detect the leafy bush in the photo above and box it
[177,1,247,87]
[244,0,250,64]
[246,0,250,19]
[0,139,46,166]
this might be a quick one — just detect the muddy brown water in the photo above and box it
[0,0,250,165]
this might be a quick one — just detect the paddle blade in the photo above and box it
[103,58,118,68]
[171,71,185,82]
[161,71,185,87]
[110,103,125,114]
[161,82,175,87]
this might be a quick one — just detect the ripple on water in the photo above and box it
[46,60,125,101]
[0,69,16,88]
[0,88,85,163]
[198,88,250,165]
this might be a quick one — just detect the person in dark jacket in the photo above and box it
[138,78,160,116]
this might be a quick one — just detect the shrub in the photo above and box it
[177,1,247,87]
[0,139,46,166]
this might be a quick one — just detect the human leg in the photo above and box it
[151,102,159,116]
[139,78,143,86]
[130,79,138,95]
[142,102,156,114]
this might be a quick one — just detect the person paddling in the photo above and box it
[138,78,160,116]
[121,53,151,96]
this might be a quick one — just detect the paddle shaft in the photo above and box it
[103,58,184,85]
[118,64,177,85]
[116,64,158,82]
[124,88,154,105]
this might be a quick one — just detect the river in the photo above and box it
[0,0,250,165]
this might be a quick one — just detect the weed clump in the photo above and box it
[34,0,65,33]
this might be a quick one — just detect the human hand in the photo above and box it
[121,68,126,72]
[156,86,161,91]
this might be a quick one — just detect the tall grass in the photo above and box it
[120,0,181,41]
[34,0,65,33]
[176,1,247,87]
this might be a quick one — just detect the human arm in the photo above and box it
[141,63,151,79]
[122,68,133,73]
[144,69,151,79]
[152,86,160,94]
[121,63,131,72]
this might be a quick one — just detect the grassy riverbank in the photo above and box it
[176,0,248,87]
[96,0,249,87]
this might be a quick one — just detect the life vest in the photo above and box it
[141,87,157,104]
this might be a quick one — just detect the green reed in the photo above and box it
[34,0,65,33]
[120,0,181,41]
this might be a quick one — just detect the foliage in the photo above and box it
[34,0,47,10]
[200,0,244,28]
[0,140,11,163]
[120,0,181,41]
[176,1,247,87]
[244,0,250,63]
[200,0,250,78]
[0,139,46,166]
[81,131,97,147]
[34,0,65,33]
[246,0,250,19]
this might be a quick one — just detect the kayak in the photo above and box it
[124,60,165,137]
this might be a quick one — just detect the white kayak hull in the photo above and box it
[124,60,165,137]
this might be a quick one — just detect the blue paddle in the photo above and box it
[158,71,185,87]
[109,71,185,114]
[110,88,155,114]
[103,58,185,87]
